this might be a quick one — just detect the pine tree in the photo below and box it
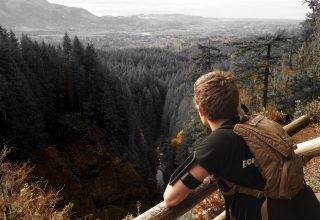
[62,33,74,111]
[72,35,85,112]
[193,40,228,74]
[62,33,72,62]
[231,31,289,109]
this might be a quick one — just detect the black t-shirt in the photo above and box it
[195,116,265,220]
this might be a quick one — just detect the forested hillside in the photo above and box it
[0,28,191,168]
[0,27,193,217]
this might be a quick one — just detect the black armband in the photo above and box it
[180,172,203,189]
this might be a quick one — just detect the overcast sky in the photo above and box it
[48,0,309,19]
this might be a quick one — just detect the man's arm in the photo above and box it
[163,164,210,207]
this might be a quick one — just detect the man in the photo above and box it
[163,71,320,220]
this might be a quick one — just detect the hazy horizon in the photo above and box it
[48,0,310,19]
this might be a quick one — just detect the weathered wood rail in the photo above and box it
[134,115,320,220]
[283,115,310,136]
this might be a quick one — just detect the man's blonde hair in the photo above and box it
[194,71,239,121]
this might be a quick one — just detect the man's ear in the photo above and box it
[198,105,206,117]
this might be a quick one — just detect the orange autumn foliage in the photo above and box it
[171,129,184,146]
[194,191,225,220]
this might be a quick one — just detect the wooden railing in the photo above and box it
[134,115,320,220]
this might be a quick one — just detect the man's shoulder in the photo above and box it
[194,126,247,175]
[206,127,238,144]
[196,128,238,154]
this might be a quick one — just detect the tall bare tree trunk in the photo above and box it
[263,44,271,109]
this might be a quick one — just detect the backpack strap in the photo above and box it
[238,114,265,126]
[248,115,265,126]
[217,177,265,199]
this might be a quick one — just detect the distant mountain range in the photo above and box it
[0,0,100,30]
[0,0,302,36]
[0,0,214,32]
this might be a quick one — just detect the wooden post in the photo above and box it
[295,137,320,158]
[134,115,313,220]
[283,115,310,136]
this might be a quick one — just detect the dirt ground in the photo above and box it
[292,123,320,193]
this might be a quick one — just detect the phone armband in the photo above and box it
[169,152,197,186]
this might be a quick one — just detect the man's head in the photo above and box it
[194,71,239,123]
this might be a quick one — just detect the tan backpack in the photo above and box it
[220,114,304,199]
